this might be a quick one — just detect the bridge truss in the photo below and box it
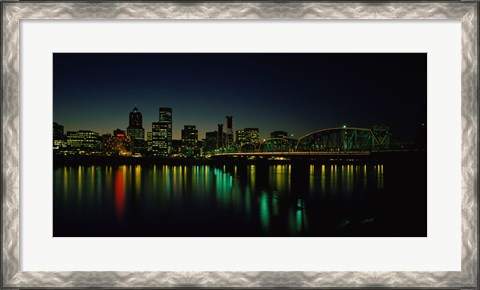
[207,127,391,155]
[296,127,389,152]
[259,138,297,152]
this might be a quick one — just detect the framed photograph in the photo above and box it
[2,1,478,288]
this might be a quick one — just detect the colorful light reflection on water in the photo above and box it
[53,162,425,237]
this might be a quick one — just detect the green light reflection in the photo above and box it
[296,210,303,232]
[244,185,252,218]
[259,191,270,232]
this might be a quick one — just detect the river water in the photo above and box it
[53,160,426,237]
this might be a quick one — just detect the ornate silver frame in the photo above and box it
[2,1,478,288]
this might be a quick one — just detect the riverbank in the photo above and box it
[53,150,425,166]
[53,155,215,166]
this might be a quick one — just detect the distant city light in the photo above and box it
[343,125,347,128]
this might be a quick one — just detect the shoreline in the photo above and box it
[53,150,425,166]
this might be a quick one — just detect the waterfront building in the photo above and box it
[225,116,234,147]
[196,139,205,157]
[100,132,132,155]
[235,128,259,152]
[236,128,260,146]
[181,125,198,157]
[131,139,147,155]
[53,122,66,150]
[152,122,169,156]
[235,129,245,146]
[171,139,182,155]
[110,129,132,155]
[147,131,153,152]
[159,107,172,153]
[205,131,218,153]
[126,106,145,140]
[66,130,101,152]
[100,133,113,152]
[270,130,288,139]
[244,128,260,144]
[126,107,146,155]
[217,124,224,148]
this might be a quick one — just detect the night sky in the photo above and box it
[53,53,426,141]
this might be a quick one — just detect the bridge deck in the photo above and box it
[210,151,372,157]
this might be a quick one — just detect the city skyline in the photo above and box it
[53,53,426,140]
[53,53,427,237]
[53,106,314,142]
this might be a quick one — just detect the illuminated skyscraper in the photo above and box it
[126,106,146,154]
[129,107,141,127]
[217,124,225,148]
[152,122,168,156]
[159,107,172,153]
[235,129,246,146]
[225,116,233,147]
[236,128,259,152]
[126,106,145,140]
[236,128,259,145]
[181,125,198,157]
[205,131,218,152]
[146,131,153,152]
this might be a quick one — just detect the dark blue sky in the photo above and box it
[53,53,426,140]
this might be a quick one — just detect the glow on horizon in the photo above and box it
[54,53,426,142]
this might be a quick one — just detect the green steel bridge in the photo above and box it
[208,126,394,158]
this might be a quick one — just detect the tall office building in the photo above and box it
[171,140,183,155]
[126,106,145,140]
[225,116,234,147]
[159,107,172,153]
[152,122,169,156]
[235,128,259,152]
[236,129,246,146]
[236,128,260,145]
[205,131,218,152]
[217,124,225,148]
[181,125,198,157]
[146,132,153,152]
[126,106,146,154]
[245,128,260,144]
